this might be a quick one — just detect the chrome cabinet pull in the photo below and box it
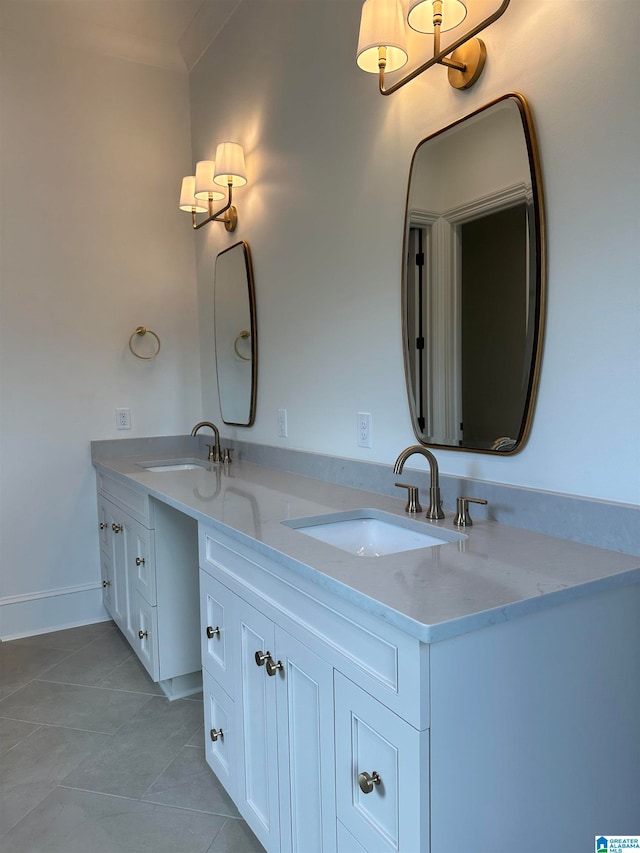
[138,629,148,640]
[358,771,382,794]
[210,728,224,742]
[135,556,145,566]
[206,625,220,639]
[265,656,283,677]
[112,523,123,533]
[102,580,111,588]
[255,650,269,666]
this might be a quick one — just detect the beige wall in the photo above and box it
[191,0,639,505]
[0,14,201,634]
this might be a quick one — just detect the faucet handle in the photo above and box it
[222,447,232,464]
[205,443,222,463]
[395,482,422,514]
[453,496,488,527]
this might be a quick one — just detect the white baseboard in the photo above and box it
[0,583,110,640]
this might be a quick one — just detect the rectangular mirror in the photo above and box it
[403,93,545,454]
[214,241,257,426]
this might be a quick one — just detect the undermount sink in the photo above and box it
[139,459,209,473]
[282,509,465,557]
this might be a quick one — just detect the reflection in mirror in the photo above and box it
[214,241,257,426]
[403,93,545,454]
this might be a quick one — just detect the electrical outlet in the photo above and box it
[357,412,372,448]
[116,407,131,430]
[277,408,288,438]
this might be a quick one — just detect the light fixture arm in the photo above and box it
[191,181,238,232]
[377,0,510,95]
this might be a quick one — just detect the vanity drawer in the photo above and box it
[203,667,237,802]
[335,673,429,853]
[199,524,429,729]
[200,569,235,698]
[132,591,159,681]
[97,471,152,527]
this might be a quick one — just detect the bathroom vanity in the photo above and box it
[92,441,640,853]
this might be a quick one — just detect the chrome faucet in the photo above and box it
[190,421,221,463]
[393,445,444,520]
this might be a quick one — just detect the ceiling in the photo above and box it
[0,0,243,72]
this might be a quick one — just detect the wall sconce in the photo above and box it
[179,142,247,232]
[356,0,510,94]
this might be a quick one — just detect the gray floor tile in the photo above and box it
[207,816,265,853]
[2,786,227,853]
[143,745,240,817]
[95,654,164,695]
[0,718,40,757]
[0,679,152,732]
[5,621,117,652]
[187,723,205,747]
[0,643,75,701]
[61,695,203,799]
[39,629,132,687]
[0,724,111,835]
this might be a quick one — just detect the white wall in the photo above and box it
[0,14,201,635]
[191,0,639,506]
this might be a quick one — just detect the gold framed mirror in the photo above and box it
[214,241,257,426]
[402,92,545,454]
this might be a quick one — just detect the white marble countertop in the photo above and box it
[92,449,640,643]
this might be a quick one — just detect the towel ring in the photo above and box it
[233,330,251,361]
[129,326,161,360]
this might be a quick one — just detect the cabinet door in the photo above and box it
[335,673,429,853]
[99,547,115,615]
[275,626,336,853]
[132,591,160,681]
[128,519,156,606]
[234,598,280,852]
[203,667,237,802]
[200,570,235,698]
[100,498,131,634]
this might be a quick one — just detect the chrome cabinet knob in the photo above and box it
[135,556,145,566]
[265,656,283,677]
[99,522,108,530]
[358,771,382,794]
[255,650,269,666]
[138,629,148,640]
[102,580,111,588]
[210,728,224,742]
[206,625,220,639]
[112,523,123,533]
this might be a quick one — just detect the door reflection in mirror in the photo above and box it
[214,241,257,426]
[403,93,545,454]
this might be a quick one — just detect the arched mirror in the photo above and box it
[402,93,545,454]
[214,241,257,426]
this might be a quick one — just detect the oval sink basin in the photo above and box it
[282,509,465,557]
[139,459,209,472]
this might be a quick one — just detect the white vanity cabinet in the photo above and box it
[198,524,429,853]
[96,471,201,698]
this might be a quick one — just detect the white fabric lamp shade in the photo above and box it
[407,0,467,34]
[356,0,408,74]
[194,160,225,200]
[213,143,247,187]
[179,176,208,212]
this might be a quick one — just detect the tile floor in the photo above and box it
[0,621,264,853]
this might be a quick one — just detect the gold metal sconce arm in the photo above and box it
[191,182,238,232]
[376,0,510,96]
